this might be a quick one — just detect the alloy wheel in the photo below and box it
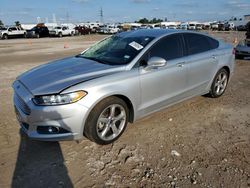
[96,104,126,141]
[214,71,228,95]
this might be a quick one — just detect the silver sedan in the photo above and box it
[13,29,235,144]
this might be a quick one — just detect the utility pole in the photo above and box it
[66,12,69,23]
[99,7,104,24]
[52,13,57,23]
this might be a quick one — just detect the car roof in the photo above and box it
[118,29,208,38]
[118,29,179,38]
[118,29,218,42]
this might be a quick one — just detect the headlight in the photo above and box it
[33,91,87,106]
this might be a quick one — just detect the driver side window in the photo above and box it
[149,34,184,61]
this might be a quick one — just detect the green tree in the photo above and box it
[137,18,149,24]
[136,17,163,24]
[15,21,21,26]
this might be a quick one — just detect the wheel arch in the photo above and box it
[112,94,135,123]
[221,66,230,78]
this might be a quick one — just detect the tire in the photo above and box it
[3,34,8,40]
[23,33,27,38]
[84,97,129,145]
[71,32,74,36]
[36,34,40,38]
[58,32,62,38]
[208,68,229,98]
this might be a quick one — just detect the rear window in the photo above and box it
[184,33,219,55]
[206,36,219,49]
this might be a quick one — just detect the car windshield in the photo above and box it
[79,35,155,65]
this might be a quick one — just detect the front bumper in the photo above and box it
[236,50,250,56]
[13,80,89,141]
[26,32,36,38]
[49,32,58,36]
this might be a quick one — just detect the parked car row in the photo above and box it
[0,24,93,39]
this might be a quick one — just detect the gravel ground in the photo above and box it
[0,32,249,188]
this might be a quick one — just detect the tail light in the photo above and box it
[232,48,236,55]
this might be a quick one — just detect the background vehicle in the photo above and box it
[49,26,75,37]
[75,26,91,35]
[97,25,109,34]
[0,26,26,39]
[218,23,225,31]
[211,23,219,30]
[107,25,120,34]
[195,24,203,30]
[235,40,250,59]
[180,23,188,30]
[168,25,177,29]
[246,21,250,39]
[188,24,196,30]
[27,25,49,38]
[13,30,235,145]
[236,25,246,31]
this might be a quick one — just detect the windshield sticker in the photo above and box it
[129,41,144,51]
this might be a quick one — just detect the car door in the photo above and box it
[9,27,18,36]
[183,33,219,95]
[138,34,188,115]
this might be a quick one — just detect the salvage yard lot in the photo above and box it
[0,32,249,187]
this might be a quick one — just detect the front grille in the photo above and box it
[15,93,31,115]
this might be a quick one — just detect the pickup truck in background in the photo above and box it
[0,26,27,39]
[27,26,50,38]
[49,26,75,37]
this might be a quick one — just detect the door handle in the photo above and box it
[211,55,217,59]
[176,62,185,67]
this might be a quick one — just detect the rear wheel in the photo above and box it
[36,34,40,38]
[3,34,8,39]
[58,32,62,38]
[208,68,229,98]
[84,97,128,145]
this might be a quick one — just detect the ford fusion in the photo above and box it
[13,29,235,144]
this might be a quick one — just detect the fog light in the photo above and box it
[37,126,70,134]
[48,126,59,133]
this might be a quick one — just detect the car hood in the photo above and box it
[18,56,125,95]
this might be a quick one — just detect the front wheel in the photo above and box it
[208,68,229,98]
[84,97,129,145]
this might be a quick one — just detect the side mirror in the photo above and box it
[146,57,167,70]
[8,29,12,32]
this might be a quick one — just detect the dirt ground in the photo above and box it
[0,32,249,188]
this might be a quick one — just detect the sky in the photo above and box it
[0,0,250,25]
